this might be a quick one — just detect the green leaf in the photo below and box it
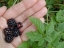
[47,43,52,48]
[52,31,61,41]
[38,38,44,46]
[46,20,54,35]
[17,41,30,48]
[32,42,46,48]
[61,33,64,40]
[29,17,45,34]
[27,40,34,46]
[46,0,54,5]
[52,31,61,46]
[52,36,61,47]
[56,10,64,22]
[8,0,14,7]
[26,31,44,46]
[56,42,64,48]
[45,36,53,43]
[57,22,64,32]
[26,31,43,41]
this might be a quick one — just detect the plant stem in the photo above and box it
[46,8,49,23]
[49,11,58,13]
[13,0,18,5]
[54,4,64,6]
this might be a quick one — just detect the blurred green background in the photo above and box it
[0,0,21,8]
[0,0,64,9]
[0,0,64,22]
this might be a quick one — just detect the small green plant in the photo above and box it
[17,10,64,48]
[0,0,21,8]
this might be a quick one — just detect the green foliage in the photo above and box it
[29,17,45,34]
[56,42,64,48]
[26,32,42,41]
[18,9,64,48]
[57,22,64,32]
[26,32,44,46]
[56,10,64,22]
[46,20,54,35]
[61,33,64,40]
[17,41,30,48]
[0,0,21,8]
[7,0,14,8]
[31,42,46,48]
[18,10,64,48]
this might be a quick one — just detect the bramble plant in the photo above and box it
[17,10,64,48]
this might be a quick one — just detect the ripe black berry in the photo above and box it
[5,35,13,43]
[12,28,19,37]
[4,28,12,36]
[7,18,17,27]
[17,22,23,29]
[10,27,14,30]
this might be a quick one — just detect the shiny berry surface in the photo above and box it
[5,35,13,43]
[4,28,12,35]
[7,18,17,27]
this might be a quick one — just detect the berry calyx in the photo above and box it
[17,22,23,29]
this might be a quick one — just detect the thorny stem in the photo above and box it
[46,8,49,23]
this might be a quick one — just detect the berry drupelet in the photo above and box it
[7,18,17,27]
[4,28,12,36]
[12,28,19,37]
[5,35,13,43]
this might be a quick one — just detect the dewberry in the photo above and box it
[12,28,19,37]
[5,35,13,43]
[7,18,17,27]
[4,28,12,36]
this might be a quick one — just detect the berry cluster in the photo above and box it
[4,18,23,43]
